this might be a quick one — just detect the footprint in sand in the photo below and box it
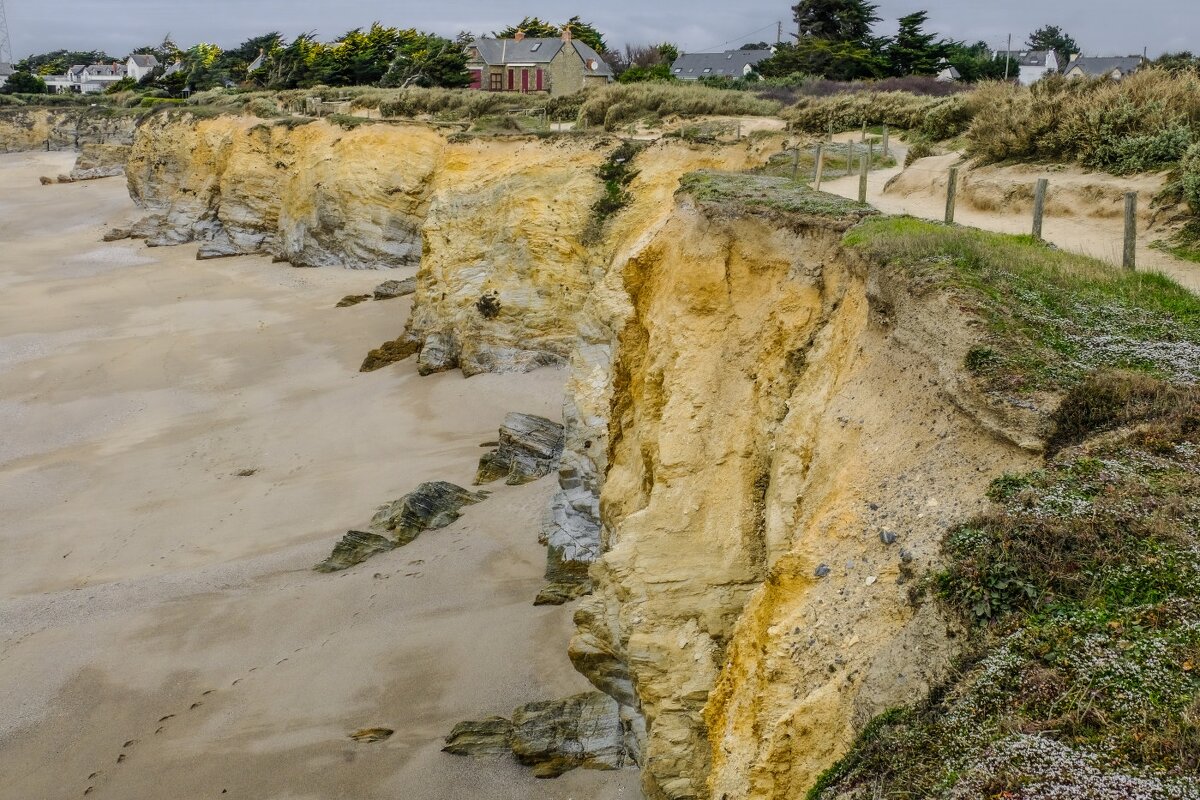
[189,702,202,710]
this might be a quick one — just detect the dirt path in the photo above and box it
[0,152,638,800]
[819,135,1200,295]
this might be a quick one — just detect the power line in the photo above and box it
[0,0,12,63]
[691,21,780,54]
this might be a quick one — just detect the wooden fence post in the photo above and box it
[945,167,959,224]
[859,146,869,203]
[815,144,826,191]
[846,143,855,177]
[882,124,890,158]
[791,147,800,182]
[1123,192,1138,271]
[861,120,867,142]
[1032,178,1049,240]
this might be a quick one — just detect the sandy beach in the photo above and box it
[0,151,637,799]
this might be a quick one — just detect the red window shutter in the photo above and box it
[508,69,514,90]
[536,69,544,90]
[521,68,530,92]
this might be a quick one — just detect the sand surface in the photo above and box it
[820,136,1200,295]
[0,152,639,800]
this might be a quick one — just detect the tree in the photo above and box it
[380,31,470,88]
[887,11,948,76]
[792,0,881,43]
[1156,51,1200,74]
[17,50,114,76]
[1,70,47,94]
[758,38,885,80]
[1026,25,1080,65]
[496,16,608,53]
[944,40,1011,82]
[740,42,773,50]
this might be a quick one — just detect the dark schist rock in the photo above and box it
[314,481,487,572]
[314,530,394,573]
[373,278,416,300]
[444,692,627,778]
[336,294,372,308]
[360,336,421,372]
[476,413,566,486]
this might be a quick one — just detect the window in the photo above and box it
[489,72,503,91]
[702,67,712,73]
[530,42,541,52]
[674,68,681,73]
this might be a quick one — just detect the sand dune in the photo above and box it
[0,152,637,799]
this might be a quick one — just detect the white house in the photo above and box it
[126,53,160,82]
[670,49,774,81]
[43,73,73,93]
[995,49,1059,86]
[1063,55,1144,81]
[0,62,13,88]
[936,64,962,82]
[79,63,127,93]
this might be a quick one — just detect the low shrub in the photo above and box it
[576,83,780,129]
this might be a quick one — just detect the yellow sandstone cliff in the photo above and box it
[121,114,1047,799]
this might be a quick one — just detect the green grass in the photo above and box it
[678,170,877,221]
[844,217,1200,392]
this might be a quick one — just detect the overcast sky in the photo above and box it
[5,1,1194,60]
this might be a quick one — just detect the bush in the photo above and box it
[1179,142,1200,213]
[783,90,970,137]
[576,83,781,129]
[138,97,185,108]
[904,136,937,165]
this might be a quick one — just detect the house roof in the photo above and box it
[85,63,126,77]
[938,64,962,79]
[128,54,159,68]
[670,49,773,79]
[69,64,87,77]
[163,61,183,76]
[468,37,613,77]
[1064,56,1144,77]
[997,50,1055,67]
[248,53,267,71]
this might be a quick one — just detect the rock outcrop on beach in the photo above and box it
[475,413,565,486]
[315,481,486,572]
[445,691,627,778]
[0,107,139,154]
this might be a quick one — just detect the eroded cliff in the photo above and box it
[121,115,1053,799]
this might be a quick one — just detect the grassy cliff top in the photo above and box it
[678,170,877,224]
[847,217,1200,393]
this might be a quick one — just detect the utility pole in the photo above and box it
[1004,33,1012,81]
[0,0,14,64]
[777,21,783,45]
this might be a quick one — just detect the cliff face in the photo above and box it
[122,116,1045,799]
[0,107,138,153]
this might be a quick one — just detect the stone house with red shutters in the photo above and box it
[464,30,613,97]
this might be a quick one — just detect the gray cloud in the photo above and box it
[7,0,1192,60]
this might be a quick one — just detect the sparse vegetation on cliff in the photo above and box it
[679,170,876,221]
[810,222,1200,800]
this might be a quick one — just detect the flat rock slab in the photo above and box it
[476,413,566,486]
[533,580,593,606]
[336,294,372,308]
[373,278,417,300]
[444,692,626,778]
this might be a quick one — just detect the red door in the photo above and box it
[536,69,544,91]
[521,69,530,93]
[468,69,482,90]
[507,69,514,91]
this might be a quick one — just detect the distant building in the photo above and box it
[936,63,962,82]
[247,50,267,72]
[994,49,1059,86]
[163,60,184,77]
[670,49,774,81]
[126,54,160,82]
[43,73,73,93]
[0,62,13,88]
[465,30,613,97]
[78,63,128,93]
[1063,55,1144,81]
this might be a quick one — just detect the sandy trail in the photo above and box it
[819,135,1200,294]
[0,152,638,800]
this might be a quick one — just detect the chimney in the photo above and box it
[514,30,525,42]
[561,27,572,42]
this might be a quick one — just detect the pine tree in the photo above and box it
[887,11,947,76]
[792,0,881,44]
